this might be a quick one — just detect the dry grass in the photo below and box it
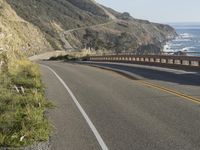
[0,51,52,148]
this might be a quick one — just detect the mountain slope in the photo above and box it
[0,0,177,55]
[0,0,52,55]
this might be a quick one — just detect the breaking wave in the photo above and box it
[163,25,200,56]
[179,33,193,39]
[181,47,195,51]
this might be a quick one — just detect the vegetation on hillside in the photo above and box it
[68,18,177,54]
[0,0,108,54]
[0,0,176,55]
[0,51,52,147]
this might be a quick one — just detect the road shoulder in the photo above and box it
[40,65,101,150]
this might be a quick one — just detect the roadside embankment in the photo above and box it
[0,51,52,148]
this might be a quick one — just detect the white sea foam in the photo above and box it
[174,38,192,42]
[181,47,195,51]
[163,43,196,53]
[163,43,174,52]
[179,33,193,38]
[168,25,200,56]
[171,43,182,46]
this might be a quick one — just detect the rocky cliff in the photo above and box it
[0,0,177,55]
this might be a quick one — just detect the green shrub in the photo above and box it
[49,54,79,61]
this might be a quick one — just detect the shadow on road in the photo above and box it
[67,61,200,87]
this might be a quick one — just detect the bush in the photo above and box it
[49,54,79,61]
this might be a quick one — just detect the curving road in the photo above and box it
[59,20,115,50]
[40,61,200,150]
[60,0,116,50]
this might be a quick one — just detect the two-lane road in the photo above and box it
[40,61,200,150]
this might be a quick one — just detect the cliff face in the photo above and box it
[70,10,177,54]
[0,0,177,55]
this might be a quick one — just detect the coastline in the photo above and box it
[162,24,200,56]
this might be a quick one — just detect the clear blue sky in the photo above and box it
[96,0,200,23]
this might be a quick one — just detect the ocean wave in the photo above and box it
[163,44,174,52]
[179,33,193,38]
[167,27,200,56]
[163,44,196,53]
[175,26,200,29]
[181,47,195,51]
[173,38,192,42]
[171,43,182,46]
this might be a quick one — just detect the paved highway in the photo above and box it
[40,61,200,150]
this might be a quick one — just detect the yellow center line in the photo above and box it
[137,80,200,104]
[87,64,200,105]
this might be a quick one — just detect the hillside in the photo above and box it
[0,0,177,55]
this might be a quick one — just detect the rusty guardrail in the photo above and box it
[87,54,200,69]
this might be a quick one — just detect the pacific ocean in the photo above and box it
[163,23,200,56]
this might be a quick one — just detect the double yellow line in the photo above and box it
[89,64,200,105]
[138,80,200,104]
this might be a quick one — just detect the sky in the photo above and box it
[96,0,200,23]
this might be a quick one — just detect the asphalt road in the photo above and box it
[40,61,200,150]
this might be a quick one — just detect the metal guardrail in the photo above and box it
[87,54,200,68]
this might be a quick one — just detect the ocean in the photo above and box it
[163,23,200,56]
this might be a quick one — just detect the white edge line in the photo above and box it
[40,64,109,150]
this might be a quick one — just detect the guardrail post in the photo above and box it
[180,60,183,65]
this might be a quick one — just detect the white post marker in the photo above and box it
[41,64,109,150]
